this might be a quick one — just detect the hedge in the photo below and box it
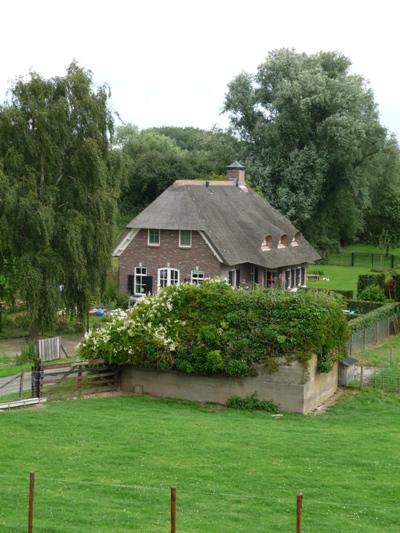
[348,302,399,333]
[345,300,383,315]
[80,280,349,375]
[357,273,385,296]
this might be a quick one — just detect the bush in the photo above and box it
[358,284,386,302]
[348,302,399,333]
[345,300,382,314]
[80,281,349,376]
[16,341,37,364]
[357,273,385,296]
[226,394,279,413]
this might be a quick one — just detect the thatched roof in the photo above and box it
[125,180,320,269]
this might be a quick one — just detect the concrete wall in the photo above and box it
[120,354,338,414]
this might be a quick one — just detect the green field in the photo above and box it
[307,265,372,293]
[0,393,399,532]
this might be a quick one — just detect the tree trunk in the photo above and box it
[29,319,40,341]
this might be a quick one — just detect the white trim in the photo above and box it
[134,266,147,296]
[112,229,139,257]
[199,231,224,263]
[191,270,205,284]
[179,230,192,248]
[148,228,160,247]
[157,267,180,290]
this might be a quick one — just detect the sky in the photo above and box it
[1,0,399,139]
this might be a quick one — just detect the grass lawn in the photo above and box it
[307,265,372,293]
[360,334,400,366]
[0,393,400,532]
[0,354,32,378]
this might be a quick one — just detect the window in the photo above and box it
[228,269,240,288]
[291,232,301,247]
[179,230,192,248]
[134,267,147,296]
[261,235,272,251]
[148,229,160,246]
[265,270,276,288]
[285,269,291,289]
[191,270,204,285]
[250,266,259,287]
[278,235,288,248]
[158,268,180,290]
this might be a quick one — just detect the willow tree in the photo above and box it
[0,63,121,337]
[224,49,389,246]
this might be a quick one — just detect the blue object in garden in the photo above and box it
[96,308,105,317]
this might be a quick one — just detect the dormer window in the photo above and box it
[291,232,301,247]
[261,235,272,251]
[278,234,288,248]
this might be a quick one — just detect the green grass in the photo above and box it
[0,355,32,378]
[308,265,372,293]
[359,334,400,366]
[0,393,400,532]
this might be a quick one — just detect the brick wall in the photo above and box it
[119,229,223,294]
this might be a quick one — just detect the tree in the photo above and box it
[0,63,121,337]
[224,49,389,245]
[117,129,190,216]
[117,125,242,217]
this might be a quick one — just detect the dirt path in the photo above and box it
[0,334,83,357]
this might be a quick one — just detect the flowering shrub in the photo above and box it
[80,280,348,375]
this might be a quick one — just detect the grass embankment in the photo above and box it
[0,393,399,532]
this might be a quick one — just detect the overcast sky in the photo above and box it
[1,0,399,139]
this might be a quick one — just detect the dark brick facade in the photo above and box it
[119,229,223,295]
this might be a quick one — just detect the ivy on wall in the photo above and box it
[80,281,349,375]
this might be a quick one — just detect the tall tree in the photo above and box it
[0,63,121,337]
[224,49,388,245]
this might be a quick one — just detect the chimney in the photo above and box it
[227,161,246,187]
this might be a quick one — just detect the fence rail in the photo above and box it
[347,313,399,355]
[31,360,118,399]
[324,251,400,269]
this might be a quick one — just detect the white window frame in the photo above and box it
[179,230,192,248]
[148,228,160,247]
[134,267,147,296]
[157,267,180,290]
[191,270,204,285]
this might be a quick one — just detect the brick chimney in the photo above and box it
[227,161,245,186]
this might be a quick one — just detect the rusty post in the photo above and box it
[171,486,176,533]
[28,471,35,533]
[77,367,82,397]
[296,492,303,533]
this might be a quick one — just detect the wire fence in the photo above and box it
[0,472,398,533]
[324,251,400,269]
[347,314,398,355]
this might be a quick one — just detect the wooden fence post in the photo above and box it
[28,471,35,533]
[171,486,176,533]
[296,492,303,533]
[77,367,82,398]
[19,372,24,399]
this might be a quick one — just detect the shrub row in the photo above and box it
[80,280,349,376]
[357,273,385,296]
[345,300,383,315]
[348,302,399,333]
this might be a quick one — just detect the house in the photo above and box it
[113,162,320,299]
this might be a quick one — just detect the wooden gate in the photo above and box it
[31,360,118,398]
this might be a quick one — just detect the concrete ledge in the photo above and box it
[0,397,47,410]
[120,355,338,414]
